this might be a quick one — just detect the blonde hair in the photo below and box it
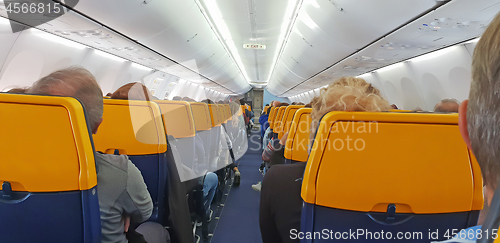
[310,77,390,142]
[468,12,500,187]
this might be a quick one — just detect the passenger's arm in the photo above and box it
[123,160,153,223]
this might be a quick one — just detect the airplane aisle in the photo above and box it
[211,129,264,243]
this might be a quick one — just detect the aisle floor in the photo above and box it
[210,129,264,243]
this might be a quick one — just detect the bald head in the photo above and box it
[272,101,282,107]
[28,67,103,132]
[434,99,460,113]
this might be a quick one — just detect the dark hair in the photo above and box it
[111,82,152,101]
[7,87,28,94]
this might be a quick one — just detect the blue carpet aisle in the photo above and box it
[210,129,264,243]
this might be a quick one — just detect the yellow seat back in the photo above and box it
[263,105,270,114]
[302,111,483,214]
[224,104,232,120]
[217,104,227,123]
[155,100,195,138]
[0,93,101,243]
[208,104,221,127]
[273,107,286,136]
[0,94,97,192]
[278,105,304,139]
[190,102,212,131]
[93,99,167,155]
[284,108,312,162]
[268,107,276,129]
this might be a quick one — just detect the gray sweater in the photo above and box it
[95,153,153,243]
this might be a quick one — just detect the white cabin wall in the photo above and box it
[143,71,180,99]
[194,86,208,102]
[168,79,228,102]
[373,63,426,110]
[370,45,472,110]
[0,28,89,91]
[408,45,473,110]
[0,28,153,94]
[80,49,153,95]
[169,79,193,99]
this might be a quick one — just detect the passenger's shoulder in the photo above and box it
[95,152,130,172]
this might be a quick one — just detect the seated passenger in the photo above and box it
[112,82,218,228]
[181,96,196,102]
[111,82,152,101]
[252,101,284,192]
[259,104,270,138]
[259,77,391,243]
[434,98,460,112]
[435,12,500,243]
[27,67,169,243]
[261,132,288,167]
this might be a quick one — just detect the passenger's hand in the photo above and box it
[124,216,130,232]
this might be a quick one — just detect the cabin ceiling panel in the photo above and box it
[73,0,195,41]
[138,6,223,64]
[282,0,500,97]
[268,0,442,96]
[303,0,441,49]
[197,0,296,85]
[25,11,179,70]
[73,0,251,94]
[199,56,235,79]
[0,9,237,93]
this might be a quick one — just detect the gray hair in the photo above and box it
[28,67,103,132]
[433,98,460,112]
[468,12,500,187]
